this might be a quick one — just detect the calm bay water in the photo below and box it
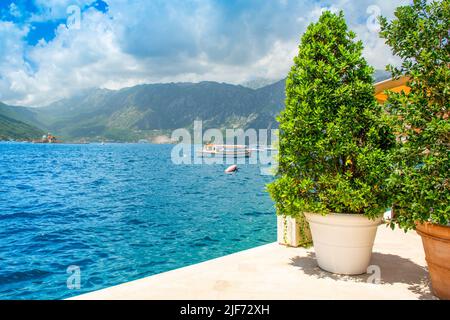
[0,143,276,300]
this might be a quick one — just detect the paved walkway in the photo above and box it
[72,226,435,300]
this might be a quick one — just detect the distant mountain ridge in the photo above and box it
[0,70,393,142]
[241,78,280,90]
[29,79,286,141]
[374,70,391,83]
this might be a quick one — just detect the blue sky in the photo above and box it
[0,0,411,106]
[0,0,108,45]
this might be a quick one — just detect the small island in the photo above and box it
[32,133,61,144]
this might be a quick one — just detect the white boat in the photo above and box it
[198,144,252,158]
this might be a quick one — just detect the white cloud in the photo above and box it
[329,0,410,69]
[29,0,96,22]
[8,9,143,106]
[0,0,411,106]
[8,3,21,18]
[0,21,31,103]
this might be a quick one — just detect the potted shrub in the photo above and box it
[380,0,449,299]
[268,11,394,275]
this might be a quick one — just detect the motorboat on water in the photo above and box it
[198,144,252,158]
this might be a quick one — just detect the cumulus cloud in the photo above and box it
[330,0,411,69]
[29,0,96,21]
[8,3,21,18]
[0,21,30,103]
[0,0,411,106]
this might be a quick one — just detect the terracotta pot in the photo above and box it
[416,222,450,300]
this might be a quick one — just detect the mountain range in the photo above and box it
[0,80,285,142]
[0,70,391,142]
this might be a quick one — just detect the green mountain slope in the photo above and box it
[0,102,45,140]
[0,113,44,141]
[0,102,45,128]
[33,80,286,141]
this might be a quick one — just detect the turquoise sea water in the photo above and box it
[0,143,276,300]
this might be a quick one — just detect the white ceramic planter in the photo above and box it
[305,213,382,275]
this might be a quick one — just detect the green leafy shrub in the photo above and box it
[268,11,394,224]
[380,0,449,230]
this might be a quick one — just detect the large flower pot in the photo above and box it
[415,222,450,300]
[305,213,382,275]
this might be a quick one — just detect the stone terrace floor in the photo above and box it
[72,226,436,300]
